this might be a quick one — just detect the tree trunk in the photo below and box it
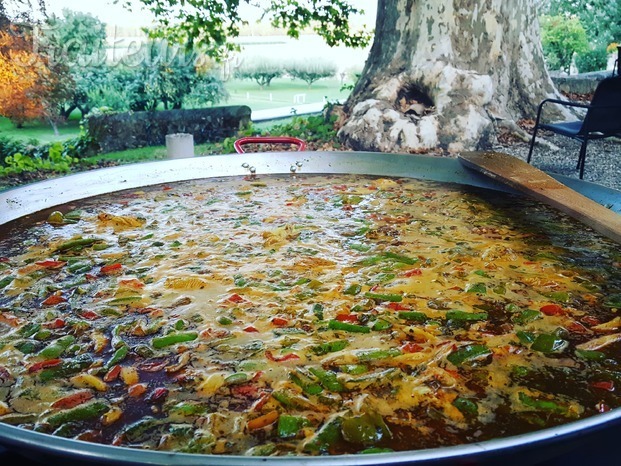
[340,0,572,153]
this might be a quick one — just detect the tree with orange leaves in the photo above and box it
[0,30,50,127]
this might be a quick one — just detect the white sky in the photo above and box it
[46,0,377,29]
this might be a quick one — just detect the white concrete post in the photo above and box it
[165,133,195,159]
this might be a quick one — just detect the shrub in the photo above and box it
[0,132,96,168]
[0,142,80,177]
[285,59,337,87]
[540,15,589,74]
[234,57,283,88]
[183,73,230,108]
[575,46,609,73]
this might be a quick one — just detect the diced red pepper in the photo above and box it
[265,350,300,362]
[592,381,615,391]
[387,302,410,311]
[0,257,9,263]
[403,268,422,277]
[51,390,94,409]
[35,260,66,269]
[226,293,246,303]
[162,186,173,191]
[336,314,359,323]
[43,318,66,329]
[231,384,260,398]
[85,273,98,281]
[271,317,289,327]
[243,325,259,333]
[401,342,423,353]
[42,294,67,306]
[540,304,564,316]
[100,263,123,275]
[81,310,100,320]
[333,185,348,191]
[28,358,62,373]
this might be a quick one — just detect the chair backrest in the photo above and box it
[581,76,621,135]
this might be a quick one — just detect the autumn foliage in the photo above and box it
[0,30,51,127]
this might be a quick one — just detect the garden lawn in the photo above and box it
[0,116,82,144]
[224,78,351,110]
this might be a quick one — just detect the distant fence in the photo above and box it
[86,106,252,153]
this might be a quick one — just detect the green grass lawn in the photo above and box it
[224,78,351,110]
[0,116,82,144]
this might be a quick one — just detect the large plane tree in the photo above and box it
[128,0,569,152]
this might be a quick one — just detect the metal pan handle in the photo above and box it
[233,136,307,154]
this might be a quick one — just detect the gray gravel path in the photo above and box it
[496,134,621,192]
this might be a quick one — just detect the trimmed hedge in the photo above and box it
[86,106,252,153]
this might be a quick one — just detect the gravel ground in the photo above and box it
[495,133,621,192]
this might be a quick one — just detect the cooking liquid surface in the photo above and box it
[0,174,621,456]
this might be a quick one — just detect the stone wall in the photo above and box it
[86,106,252,153]
[551,71,614,95]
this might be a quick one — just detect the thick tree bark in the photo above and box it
[340,0,571,153]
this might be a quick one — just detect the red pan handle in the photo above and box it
[233,136,307,154]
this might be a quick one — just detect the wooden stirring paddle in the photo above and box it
[458,151,621,244]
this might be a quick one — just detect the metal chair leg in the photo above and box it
[578,139,588,179]
[527,126,539,164]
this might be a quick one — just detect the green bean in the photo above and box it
[46,401,109,428]
[397,311,427,322]
[37,335,76,359]
[152,331,198,349]
[105,345,128,369]
[364,292,402,302]
[39,354,93,381]
[446,310,488,321]
[0,276,15,289]
[311,340,349,355]
[356,348,401,361]
[309,367,345,392]
[54,238,101,253]
[328,320,370,333]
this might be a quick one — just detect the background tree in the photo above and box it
[544,0,621,46]
[540,15,589,73]
[130,0,567,153]
[286,59,337,87]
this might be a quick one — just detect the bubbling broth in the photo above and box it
[0,174,620,456]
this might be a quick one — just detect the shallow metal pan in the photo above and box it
[1,151,621,465]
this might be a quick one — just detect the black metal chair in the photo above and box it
[527,76,621,179]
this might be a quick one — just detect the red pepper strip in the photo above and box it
[51,390,94,409]
[244,325,259,333]
[139,360,168,372]
[387,302,410,311]
[35,260,66,269]
[592,381,615,391]
[336,314,359,323]
[43,318,66,329]
[103,365,121,382]
[271,317,289,327]
[540,304,564,316]
[566,320,589,334]
[162,186,173,191]
[42,295,67,306]
[146,387,169,403]
[265,350,300,362]
[0,257,9,263]
[28,358,62,373]
[403,268,422,277]
[581,316,601,326]
[100,263,123,275]
[401,342,423,353]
